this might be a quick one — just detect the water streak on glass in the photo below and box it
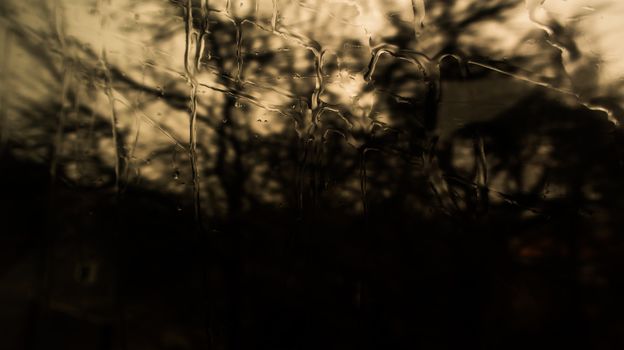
[2,1,624,349]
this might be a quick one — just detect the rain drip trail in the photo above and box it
[296,48,326,214]
[468,60,619,125]
[235,21,243,82]
[310,50,326,202]
[94,4,129,350]
[0,28,12,153]
[468,60,574,95]
[197,0,211,67]
[185,0,203,223]
[312,50,325,112]
[126,64,146,184]
[71,88,87,177]
[524,0,619,125]
[473,133,489,213]
[50,0,70,181]
[525,0,552,34]
[271,0,278,31]
[524,0,578,78]
[50,65,72,180]
[183,8,217,350]
[97,0,127,193]
[410,0,426,38]
[364,44,428,82]
[102,64,125,191]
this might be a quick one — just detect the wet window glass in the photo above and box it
[1,1,624,349]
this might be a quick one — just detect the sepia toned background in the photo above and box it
[2,0,624,349]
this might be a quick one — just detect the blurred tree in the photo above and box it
[2,0,624,349]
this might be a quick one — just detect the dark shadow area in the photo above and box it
[3,88,624,350]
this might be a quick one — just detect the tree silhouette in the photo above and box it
[2,0,624,349]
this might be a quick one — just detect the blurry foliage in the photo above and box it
[2,0,624,349]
